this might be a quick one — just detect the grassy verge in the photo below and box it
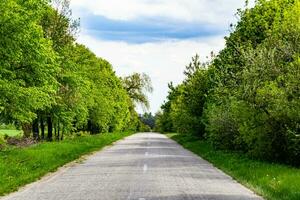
[0,129,22,137]
[0,131,134,196]
[167,133,300,200]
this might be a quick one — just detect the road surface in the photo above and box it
[2,133,262,200]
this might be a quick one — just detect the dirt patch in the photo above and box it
[6,137,36,147]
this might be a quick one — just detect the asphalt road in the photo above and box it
[2,133,262,200]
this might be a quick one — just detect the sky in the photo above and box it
[70,0,254,114]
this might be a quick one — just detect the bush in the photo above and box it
[204,100,242,150]
[0,135,5,144]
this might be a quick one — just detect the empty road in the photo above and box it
[2,133,262,200]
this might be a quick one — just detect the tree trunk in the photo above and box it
[57,121,60,140]
[87,120,92,133]
[22,123,32,138]
[32,118,39,140]
[54,124,57,140]
[61,128,64,140]
[47,116,53,141]
[40,116,45,140]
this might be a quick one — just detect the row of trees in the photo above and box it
[156,0,300,165]
[139,112,156,131]
[0,0,151,140]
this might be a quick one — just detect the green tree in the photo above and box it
[204,0,300,164]
[158,0,300,165]
[155,82,180,133]
[1,0,139,140]
[88,58,132,134]
[122,73,153,110]
[38,0,81,140]
[0,0,59,137]
[140,112,155,130]
[161,55,210,136]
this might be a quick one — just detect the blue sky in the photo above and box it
[70,0,254,113]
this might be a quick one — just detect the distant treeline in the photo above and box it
[0,0,151,140]
[156,0,300,166]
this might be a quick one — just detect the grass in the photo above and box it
[0,129,22,137]
[167,133,300,200]
[0,131,134,196]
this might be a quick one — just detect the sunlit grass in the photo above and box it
[0,129,22,137]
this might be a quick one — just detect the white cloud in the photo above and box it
[71,0,253,26]
[70,0,256,113]
[77,34,225,113]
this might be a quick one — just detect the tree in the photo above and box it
[38,0,81,140]
[1,0,140,140]
[0,0,59,137]
[155,82,180,133]
[87,58,132,134]
[140,112,155,130]
[122,73,153,110]
[157,0,300,165]
[158,55,210,136]
[204,0,300,163]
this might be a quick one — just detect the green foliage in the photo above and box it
[0,0,58,123]
[138,121,152,132]
[0,0,143,139]
[88,58,132,133]
[157,55,210,136]
[0,130,22,137]
[204,99,241,150]
[170,87,200,134]
[122,73,153,110]
[0,124,17,130]
[155,83,179,133]
[140,112,155,130]
[0,135,5,146]
[158,0,300,166]
[206,0,300,164]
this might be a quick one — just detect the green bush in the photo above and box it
[205,104,235,150]
[0,135,6,146]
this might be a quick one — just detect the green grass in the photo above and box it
[0,129,22,137]
[0,131,134,196]
[167,133,300,200]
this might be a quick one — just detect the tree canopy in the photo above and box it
[156,0,300,166]
[122,73,153,110]
[0,0,151,139]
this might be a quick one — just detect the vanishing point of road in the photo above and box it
[2,133,262,200]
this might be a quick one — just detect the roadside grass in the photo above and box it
[167,133,300,200]
[0,129,22,137]
[0,131,134,196]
